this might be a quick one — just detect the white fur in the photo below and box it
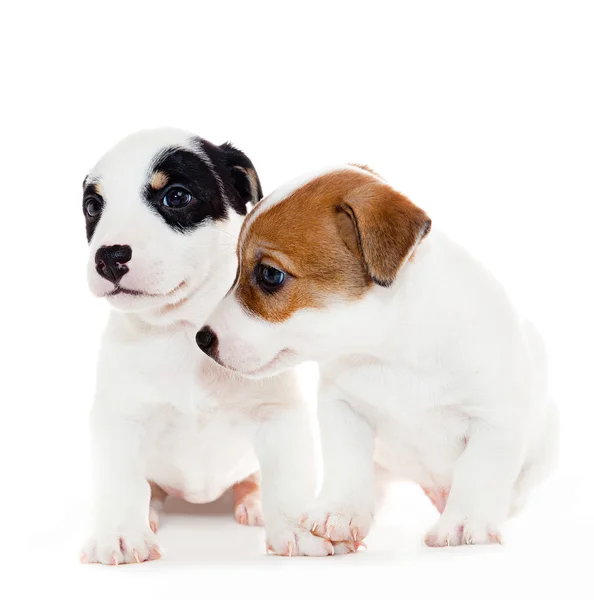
[81,129,332,564]
[204,169,558,548]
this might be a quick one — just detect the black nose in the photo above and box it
[95,245,132,284]
[196,326,219,357]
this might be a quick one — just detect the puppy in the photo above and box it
[81,129,333,564]
[199,164,558,548]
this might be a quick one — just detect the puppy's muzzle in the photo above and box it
[196,326,219,359]
[95,244,132,284]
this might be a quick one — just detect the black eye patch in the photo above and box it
[144,147,228,233]
[83,182,104,242]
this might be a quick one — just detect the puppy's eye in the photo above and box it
[163,187,193,208]
[256,264,286,292]
[84,197,103,218]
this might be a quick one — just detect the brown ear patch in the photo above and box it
[234,168,431,323]
[335,207,363,258]
[339,183,431,287]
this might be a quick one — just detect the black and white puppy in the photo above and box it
[80,129,331,564]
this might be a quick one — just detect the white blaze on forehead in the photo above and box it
[239,163,380,245]
[88,128,197,182]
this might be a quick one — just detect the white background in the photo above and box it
[2,1,593,598]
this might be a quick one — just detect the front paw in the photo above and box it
[299,505,373,545]
[80,525,161,565]
[425,514,503,547]
[266,526,339,557]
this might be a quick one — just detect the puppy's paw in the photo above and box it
[149,506,161,533]
[234,499,264,527]
[233,473,264,527]
[424,515,503,547]
[266,527,339,557]
[80,526,161,565]
[300,506,373,543]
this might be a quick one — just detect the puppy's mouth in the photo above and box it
[106,280,187,298]
[214,348,296,378]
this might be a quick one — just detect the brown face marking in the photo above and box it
[234,168,431,323]
[150,170,169,190]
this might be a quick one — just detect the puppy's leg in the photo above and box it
[510,402,558,516]
[149,482,167,533]
[425,419,524,547]
[81,419,160,565]
[421,487,450,514]
[253,408,335,557]
[300,393,375,550]
[374,463,394,512]
[233,472,264,526]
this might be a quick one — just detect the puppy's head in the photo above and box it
[198,165,431,376]
[83,128,262,313]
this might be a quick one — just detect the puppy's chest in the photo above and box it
[136,329,258,500]
[328,359,470,485]
[136,328,246,411]
[141,331,254,437]
[146,403,257,502]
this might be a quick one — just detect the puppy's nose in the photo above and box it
[95,244,132,284]
[196,326,219,357]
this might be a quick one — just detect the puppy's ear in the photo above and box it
[337,182,431,287]
[219,142,263,214]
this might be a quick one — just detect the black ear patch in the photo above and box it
[218,142,263,214]
[197,139,263,215]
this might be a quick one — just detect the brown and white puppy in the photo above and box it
[198,165,557,550]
